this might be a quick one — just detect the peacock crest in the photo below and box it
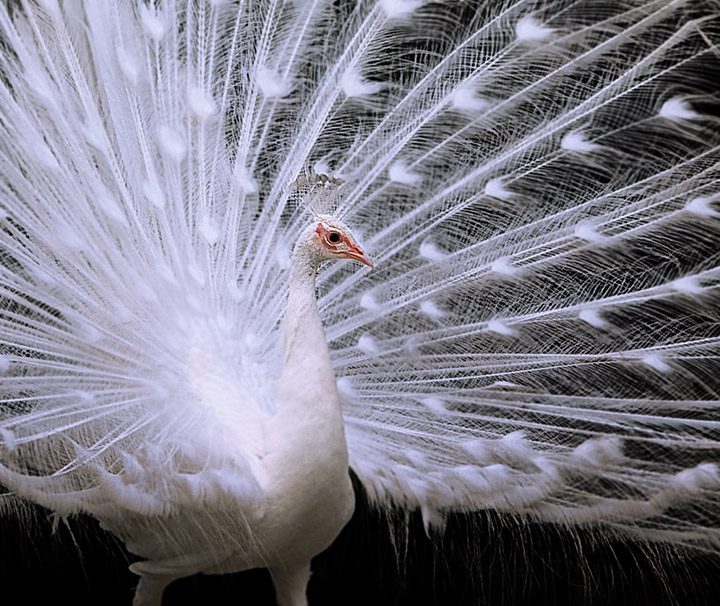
[291,170,346,217]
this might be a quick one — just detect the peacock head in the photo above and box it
[298,214,373,269]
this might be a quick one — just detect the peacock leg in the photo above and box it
[269,561,312,606]
[131,573,175,606]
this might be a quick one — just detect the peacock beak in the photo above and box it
[342,247,374,268]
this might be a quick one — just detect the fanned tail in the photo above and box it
[0,1,288,517]
[313,0,720,548]
[0,0,719,561]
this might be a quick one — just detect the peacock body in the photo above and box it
[1,0,719,604]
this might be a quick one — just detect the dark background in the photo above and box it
[2,475,719,606]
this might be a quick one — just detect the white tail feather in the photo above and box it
[1,0,719,600]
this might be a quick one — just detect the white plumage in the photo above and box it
[0,0,719,604]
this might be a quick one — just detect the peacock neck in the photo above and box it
[276,242,340,405]
[281,247,326,366]
[270,240,350,477]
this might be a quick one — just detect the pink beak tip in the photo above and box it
[346,248,373,268]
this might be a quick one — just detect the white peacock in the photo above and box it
[0,1,719,605]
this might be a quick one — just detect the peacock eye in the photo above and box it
[328,232,341,243]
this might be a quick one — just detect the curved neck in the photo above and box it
[273,241,345,437]
[281,247,326,366]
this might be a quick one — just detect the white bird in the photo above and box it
[0,1,719,605]
[122,215,372,606]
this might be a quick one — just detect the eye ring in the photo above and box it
[328,232,341,244]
